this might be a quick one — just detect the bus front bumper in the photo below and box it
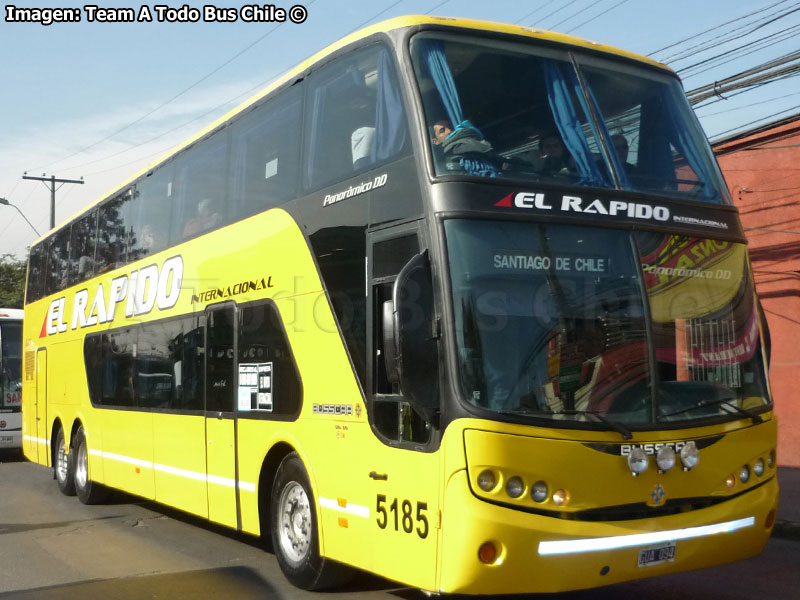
[437,470,777,595]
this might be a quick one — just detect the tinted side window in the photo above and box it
[239,302,301,417]
[84,315,205,411]
[136,318,183,409]
[104,328,137,407]
[96,191,131,274]
[69,209,98,286]
[46,227,71,295]
[229,85,302,220]
[207,306,235,413]
[130,165,173,261]
[305,45,408,190]
[173,130,230,243]
[26,243,46,303]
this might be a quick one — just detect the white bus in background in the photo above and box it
[0,308,23,451]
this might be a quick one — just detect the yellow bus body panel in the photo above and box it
[436,416,778,594]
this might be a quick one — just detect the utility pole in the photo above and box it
[22,173,84,230]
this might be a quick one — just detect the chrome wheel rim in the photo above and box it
[277,481,312,565]
[75,439,88,489]
[56,433,68,484]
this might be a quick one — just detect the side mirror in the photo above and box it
[390,251,439,422]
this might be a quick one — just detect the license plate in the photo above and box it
[638,542,676,567]
[0,436,13,444]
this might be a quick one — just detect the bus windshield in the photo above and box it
[411,32,729,204]
[1,320,22,409]
[445,220,770,427]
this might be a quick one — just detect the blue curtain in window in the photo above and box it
[371,49,407,162]
[544,61,609,188]
[421,40,501,178]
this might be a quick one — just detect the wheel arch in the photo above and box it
[49,418,65,470]
[257,441,297,541]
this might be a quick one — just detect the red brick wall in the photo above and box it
[715,121,800,467]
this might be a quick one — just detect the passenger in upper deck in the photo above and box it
[532,132,574,177]
[431,119,504,177]
[611,133,641,179]
[183,197,223,238]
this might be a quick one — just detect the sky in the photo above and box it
[2,0,799,258]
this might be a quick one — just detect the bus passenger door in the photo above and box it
[35,349,48,465]
[205,304,239,529]
[365,227,442,590]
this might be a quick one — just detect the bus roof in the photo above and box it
[0,308,24,321]
[45,15,672,240]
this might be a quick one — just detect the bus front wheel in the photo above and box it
[270,452,350,590]
[55,427,76,496]
[73,426,109,505]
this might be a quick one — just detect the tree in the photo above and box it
[0,254,27,308]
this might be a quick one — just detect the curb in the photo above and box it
[772,519,800,541]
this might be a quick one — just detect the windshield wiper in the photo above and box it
[555,409,633,440]
[659,397,763,424]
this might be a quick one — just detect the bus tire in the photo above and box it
[54,427,76,496]
[270,452,350,590]
[73,426,109,505]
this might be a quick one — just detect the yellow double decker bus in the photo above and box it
[22,15,777,594]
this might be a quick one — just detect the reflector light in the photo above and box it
[765,509,776,529]
[478,542,498,564]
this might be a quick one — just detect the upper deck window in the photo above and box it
[304,45,409,190]
[410,32,730,204]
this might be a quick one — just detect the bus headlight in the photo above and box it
[627,446,649,476]
[767,450,776,468]
[506,476,525,499]
[680,441,699,471]
[753,458,765,477]
[656,445,676,473]
[531,481,548,503]
[739,465,751,484]
[477,469,496,492]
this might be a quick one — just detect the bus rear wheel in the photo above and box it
[54,427,76,496]
[270,452,350,590]
[73,426,109,505]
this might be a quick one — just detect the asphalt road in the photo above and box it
[1,451,798,599]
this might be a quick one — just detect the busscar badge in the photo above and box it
[648,483,666,507]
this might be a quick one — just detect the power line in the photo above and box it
[678,22,800,76]
[661,2,800,64]
[34,0,318,173]
[709,103,800,140]
[696,89,800,117]
[681,27,800,80]
[566,0,630,34]
[649,0,791,56]
[514,2,560,25]
[539,0,583,26]
[549,0,608,30]
[685,50,800,105]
